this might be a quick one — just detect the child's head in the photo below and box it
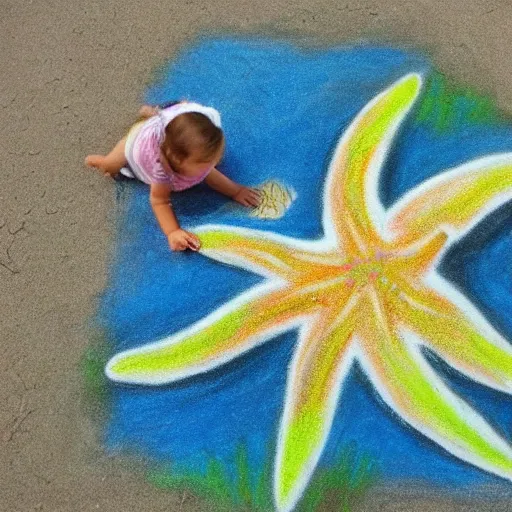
[160,112,224,176]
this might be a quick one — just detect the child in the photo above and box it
[85,101,261,251]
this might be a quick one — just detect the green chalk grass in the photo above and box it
[81,330,113,418]
[415,71,506,133]
[148,442,379,511]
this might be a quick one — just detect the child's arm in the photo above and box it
[205,168,261,207]
[149,183,200,251]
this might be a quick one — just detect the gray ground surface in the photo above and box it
[1,0,512,510]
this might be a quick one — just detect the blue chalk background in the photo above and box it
[97,38,512,493]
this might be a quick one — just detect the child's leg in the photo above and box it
[85,136,128,177]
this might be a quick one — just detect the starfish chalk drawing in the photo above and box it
[106,74,512,512]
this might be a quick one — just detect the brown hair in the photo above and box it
[162,112,224,163]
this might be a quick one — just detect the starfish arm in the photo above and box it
[386,153,512,245]
[393,275,512,395]
[196,224,343,279]
[324,73,422,255]
[105,283,319,385]
[360,291,512,481]
[274,293,359,512]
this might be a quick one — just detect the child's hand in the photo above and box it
[167,229,201,252]
[233,187,262,207]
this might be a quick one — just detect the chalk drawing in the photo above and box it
[95,38,512,511]
[106,73,512,511]
[251,181,296,220]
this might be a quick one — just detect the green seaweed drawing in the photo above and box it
[415,71,505,132]
[81,330,113,417]
[297,445,378,512]
[148,442,378,511]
